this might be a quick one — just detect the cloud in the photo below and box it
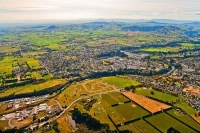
[0,0,200,22]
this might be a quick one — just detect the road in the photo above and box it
[38,89,120,128]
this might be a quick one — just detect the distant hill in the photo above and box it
[32,26,46,29]
[46,25,58,30]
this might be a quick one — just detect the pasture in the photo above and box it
[133,120,159,133]
[113,102,150,121]
[101,94,119,105]
[108,92,130,103]
[135,88,182,103]
[102,76,141,88]
[166,109,200,131]
[140,47,181,53]
[0,56,14,76]
[146,113,197,132]
[23,56,43,70]
[0,79,66,97]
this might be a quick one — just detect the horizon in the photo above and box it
[0,0,200,23]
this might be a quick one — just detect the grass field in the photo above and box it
[0,79,66,97]
[113,102,150,121]
[167,109,200,131]
[133,119,159,133]
[102,76,141,88]
[103,101,125,125]
[118,124,140,133]
[135,88,181,103]
[174,103,198,115]
[140,47,181,53]
[150,55,160,59]
[57,83,88,106]
[0,56,14,76]
[181,43,195,47]
[90,98,116,130]
[101,94,119,105]
[108,92,130,103]
[146,113,197,132]
[23,56,43,70]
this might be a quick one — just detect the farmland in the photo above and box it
[135,88,183,103]
[166,109,200,131]
[1,21,200,132]
[122,92,172,114]
[113,102,149,121]
[102,76,141,88]
[0,79,66,97]
[145,112,197,132]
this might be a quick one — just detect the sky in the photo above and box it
[0,0,200,23]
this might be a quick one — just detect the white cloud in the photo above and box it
[0,0,200,22]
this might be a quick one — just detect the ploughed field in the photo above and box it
[122,92,172,114]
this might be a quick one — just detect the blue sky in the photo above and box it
[0,0,200,22]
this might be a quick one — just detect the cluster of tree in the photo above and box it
[83,99,97,111]
[194,112,200,117]
[67,67,172,85]
[124,85,135,91]
[52,121,60,133]
[72,108,101,130]
[98,50,128,58]
[0,79,35,90]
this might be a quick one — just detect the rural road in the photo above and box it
[38,88,120,128]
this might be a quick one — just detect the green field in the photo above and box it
[150,55,160,59]
[89,98,116,130]
[146,113,197,132]
[0,56,14,76]
[113,102,150,121]
[133,120,159,133]
[102,76,141,88]
[135,88,182,103]
[166,109,200,131]
[108,92,130,103]
[140,47,181,53]
[118,124,140,133]
[174,102,198,115]
[0,79,66,97]
[23,56,43,69]
[180,43,200,47]
[101,94,119,105]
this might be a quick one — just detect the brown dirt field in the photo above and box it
[122,92,171,114]
[46,100,58,107]
[131,104,137,108]
[11,117,32,125]
[183,86,200,96]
